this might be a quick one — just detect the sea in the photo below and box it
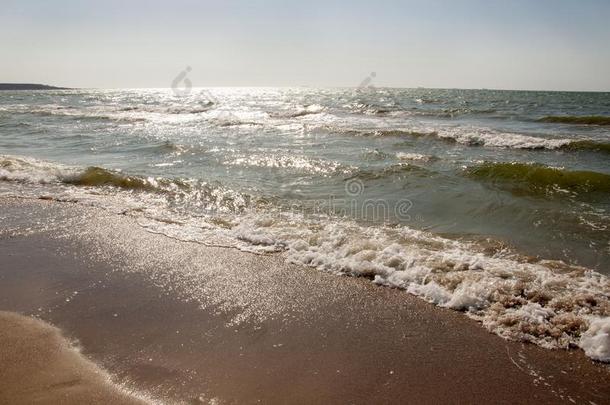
[1,87,609,360]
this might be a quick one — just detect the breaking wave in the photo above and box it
[278,221,609,357]
[271,104,326,118]
[138,209,610,362]
[0,155,189,193]
[345,102,398,115]
[430,130,610,154]
[308,125,436,138]
[430,128,575,149]
[63,167,189,192]
[1,103,215,123]
[347,163,433,181]
[396,152,437,162]
[1,153,609,362]
[307,121,610,155]
[310,124,610,154]
[466,162,610,197]
[558,140,610,154]
[539,116,610,126]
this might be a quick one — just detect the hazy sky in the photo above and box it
[2,0,609,90]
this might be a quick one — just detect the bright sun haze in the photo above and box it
[1,0,609,90]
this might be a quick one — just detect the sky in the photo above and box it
[1,0,609,91]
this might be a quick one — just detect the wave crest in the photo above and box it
[2,154,609,362]
[539,116,610,126]
[466,162,610,196]
[559,140,610,155]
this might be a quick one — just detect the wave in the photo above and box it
[396,152,437,162]
[120,104,214,114]
[1,154,609,362]
[369,129,435,138]
[431,128,575,149]
[278,221,609,359]
[223,153,352,175]
[125,140,187,155]
[0,155,262,216]
[309,124,573,150]
[348,163,433,181]
[0,155,189,193]
[309,125,436,139]
[312,123,610,154]
[539,116,610,126]
[19,106,149,122]
[271,104,326,118]
[361,149,390,161]
[215,119,264,128]
[3,103,213,123]
[63,167,173,192]
[431,131,610,154]
[558,140,610,155]
[0,155,76,184]
[441,107,498,116]
[181,208,609,361]
[466,162,610,196]
[164,104,214,114]
[345,100,500,118]
[396,127,610,153]
[345,102,397,115]
[156,140,186,153]
[405,107,500,119]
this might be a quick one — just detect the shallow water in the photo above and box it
[1,88,609,269]
[1,88,609,359]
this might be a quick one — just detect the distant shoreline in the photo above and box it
[1,83,609,92]
[0,83,71,90]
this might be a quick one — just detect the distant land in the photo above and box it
[0,83,70,90]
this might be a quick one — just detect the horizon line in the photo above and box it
[2,82,610,93]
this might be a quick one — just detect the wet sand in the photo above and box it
[0,311,148,404]
[1,197,609,404]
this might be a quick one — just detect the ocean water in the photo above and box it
[1,88,609,360]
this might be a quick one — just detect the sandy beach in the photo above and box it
[0,311,148,404]
[3,0,610,402]
[1,196,608,404]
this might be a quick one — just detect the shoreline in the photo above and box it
[1,197,609,404]
[0,311,149,405]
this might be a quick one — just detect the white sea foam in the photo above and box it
[273,104,327,118]
[302,121,578,151]
[1,154,608,362]
[580,317,610,362]
[428,126,574,149]
[214,215,609,361]
[224,153,352,175]
[2,102,211,124]
[0,155,76,184]
[396,152,435,162]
